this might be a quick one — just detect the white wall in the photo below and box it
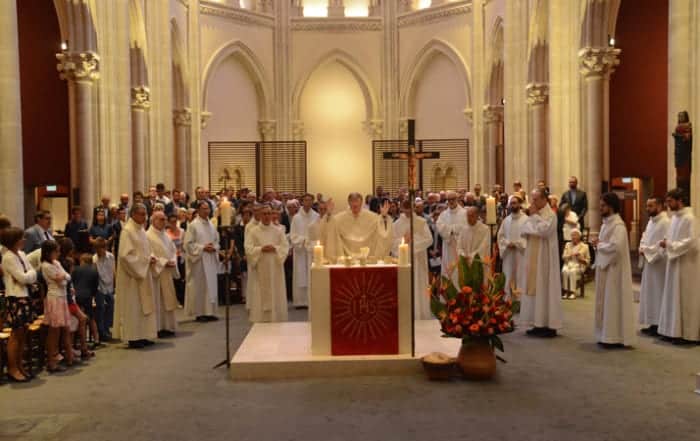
[300,61,372,205]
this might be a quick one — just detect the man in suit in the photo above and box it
[559,176,588,229]
[24,210,54,253]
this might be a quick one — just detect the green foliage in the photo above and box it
[458,254,484,294]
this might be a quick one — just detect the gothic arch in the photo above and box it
[202,40,273,120]
[400,39,472,117]
[129,0,149,87]
[486,17,504,106]
[580,0,622,48]
[171,19,188,108]
[53,0,98,52]
[292,49,380,123]
[527,0,549,84]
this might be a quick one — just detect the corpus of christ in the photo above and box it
[1,1,699,441]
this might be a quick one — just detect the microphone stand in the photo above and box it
[213,225,233,369]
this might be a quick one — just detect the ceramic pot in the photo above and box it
[457,338,496,380]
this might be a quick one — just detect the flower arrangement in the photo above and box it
[429,254,515,358]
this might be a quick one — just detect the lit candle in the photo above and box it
[313,241,324,267]
[398,238,410,266]
[486,196,497,225]
[220,198,233,227]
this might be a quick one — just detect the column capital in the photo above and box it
[364,119,384,139]
[526,83,549,106]
[56,51,100,83]
[578,46,621,79]
[201,111,212,129]
[173,108,192,126]
[463,108,473,124]
[131,86,151,110]
[482,105,504,123]
[292,120,305,140]
[258,120,277,140]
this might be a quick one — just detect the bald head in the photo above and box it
[151,211,167,230]
[466,206,479,225]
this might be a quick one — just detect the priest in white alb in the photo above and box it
[244,203,262,311]
[457,206,491,275]
[637,196,669,335]
[497,195,527,300]
[592,193,636,348]
[184,201,221,322]
[436,191,467,285]
[658,188,700,344]
[520,188,563,338]
[113,203,158,349]
[308,200,331,260]
[146,211,180,337]
[392,200,433,320]
[325,193,393,261]
[289,193,319,308]
[246,205,289,323]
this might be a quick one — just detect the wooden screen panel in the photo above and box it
[258,141,307,195]
[373,140,409,196]
[420,139,470,192]
[208,141,258,194]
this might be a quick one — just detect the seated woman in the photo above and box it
[561,229,590,299]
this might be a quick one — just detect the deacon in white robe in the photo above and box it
[113,204,158,347]
[392,202,434,320]
[289,194,319,308]
[246,205,289,323]
[457,207,491,277]
[325,192,393,261]
[497,196,528,300]
[436,191,467,285]
[593,194,636,347]
[146,212,180,335]
[658,191,700,343]
[638,198,669,332]
[184,201,221,320]
[520,189,563,337]
[244,204,262,311]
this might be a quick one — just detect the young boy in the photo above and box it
[92,238,116,341]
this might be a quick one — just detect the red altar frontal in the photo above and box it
[310,264,412,356]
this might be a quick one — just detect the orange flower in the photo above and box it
[482,306,491,313]
[469,324,480,333]
[461,286,472,294]
[447,299,457,306]
[489,318,497,325]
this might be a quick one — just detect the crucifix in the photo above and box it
[382,119,439,357]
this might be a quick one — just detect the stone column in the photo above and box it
[173,108,192,191]
[579,46,620,236]
[0,0,25,225]
[328,0,345,17]
[188,0,203,188]
[131,86,150,192]
[526,83,549,185]
[483,105,504,188]
[471,0,486,187]
[57,51,100,222]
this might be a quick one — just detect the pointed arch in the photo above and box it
[580,0,622,48]
[171,18,188,109]
[292,49,380,122]
[527,0,549,85]
[202,40,272,120]
[129,0,149,86]
[400,39,472,117]
[486,17,504,105]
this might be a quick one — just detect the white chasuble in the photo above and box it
[594,214,636,346]
[290,208,319,307]
[392,214,434,320]
[658,207,700,341]
[436,206,467,286]
[246,223,289,323]
[520,206,563,330]
[325,209,393,261]
[114,219,157,342]
[457,221,491,283]
[147,227,180,332]
[184,216,220,317]
[638,212,669,327]
[497,212,528,299]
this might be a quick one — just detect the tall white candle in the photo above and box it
[398,238,410,266]
[486,196,497,225]
[313,241,324,266]
[220,198,233,227]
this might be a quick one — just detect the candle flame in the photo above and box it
[316,240,321,246]
[401,238,405,245]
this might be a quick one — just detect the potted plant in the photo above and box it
[429,254,515,380]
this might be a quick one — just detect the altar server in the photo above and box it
[184,201,220,322]
[436,191,467,285]
[246,205,289,323]
[290,194,319,308]
[638,197,669,335]
[457,206,491,269]
[147,211,180,337]
[498,195,528,300]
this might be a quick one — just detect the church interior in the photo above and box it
[1,1,699,440]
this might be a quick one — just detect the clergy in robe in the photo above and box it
[113,204,158,349]
[638,197,669,335]
[245,205,289,323]
[289,194,319,308]
[244,204,263,311]
[457,207,491,274]
[520,188,563,338]
[325,193,393,261]
[592,193,636,348]
[436,191,467,285]
[497,196,527,300]
[308,201,331,260]
[658,188,700,344]
[392,201,433,320]
[184,201,220,322]
[146,211,180,337]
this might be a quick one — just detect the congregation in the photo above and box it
[1,178,698,384]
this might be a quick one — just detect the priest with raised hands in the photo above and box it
[308,200,331,259]
[146,211,180,338]
[591,193,636,348]
[324,192,393,261]
[245,205,289,323]
[289,193,319,309]
[520,188,563,338]
[497,195,528,300]
[457,206,491,272]
[184,201,220,322]
[436,191,467,285]
[392,200,433,320]
[637,196,669,336]
[658,188,700,345]
[113,203,158,349]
